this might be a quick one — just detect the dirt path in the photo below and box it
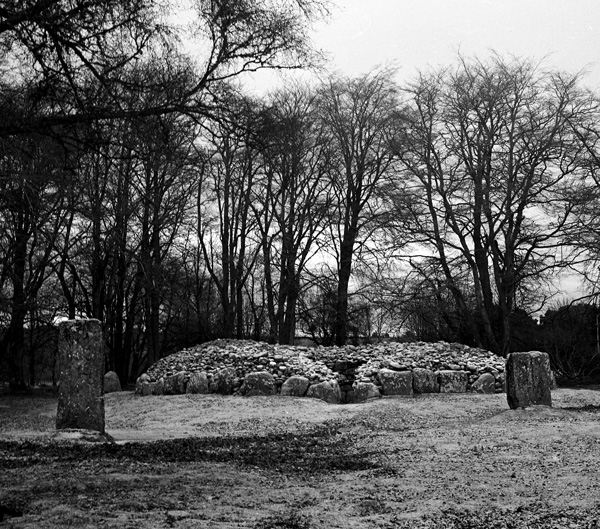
[1,388,600,528]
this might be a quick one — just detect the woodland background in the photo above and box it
[2,0,600,390]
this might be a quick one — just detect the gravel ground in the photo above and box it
[1,387,600,527]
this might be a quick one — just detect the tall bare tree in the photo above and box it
[255,84,334,344]
[391,55,591,355]
[318,69,400,346]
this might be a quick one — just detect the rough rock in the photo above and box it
[306,380,342,404]
[240,371,276,396]
[437,370,469,393]
[209,367,237,394]
[152,378,165,395]
[280,375,310,397]
[505,351,553,409]
[346,382,381,403]
[470,373,496,394]
[164,372,187,395]
[135,374,149,395]
[186,372,210,394]
[138,339,522,401]
[56,319,105,433]
[104,371,121,393]
[412,367,439,393]
[377,368,413,396]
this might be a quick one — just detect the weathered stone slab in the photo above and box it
[378,368,413,395]
[103,371,121,393]
[56,319,105,433]
[306,380,341,404]
[470,373,496,394]
[164,374,179,395]
[141,381,153,396]
[152,378,165,395]
[135,374,149,395]
[209,367,236,394]
[412,367,439,393]
[280,375,310,397]
[437,370,468,393]
[506,351,552,409]
[346,382,381,403]
[240,371,275,396]
[186,372,210,394]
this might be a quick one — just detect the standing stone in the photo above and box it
[103,371,121,393]
[378,369,413,396]
[280,375,310,397]
[506,351,553,409]
[56,319,105,433]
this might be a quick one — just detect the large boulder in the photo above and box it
[135,374,149,395]
[377,369,413,396]
[164,372,186,395]
[152,378,165,395]
[240,371,276,396]
[186,372,210,394]
[346,382,381,403]
[209,367,237,394]
[505,351,553,409]
[280,375,310,397]
[104,371,121,393]
[306,380,342,404]
[470,373,496,394]
[437,370,468,393]
[412,368,439,393]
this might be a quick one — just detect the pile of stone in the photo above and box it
[135,339,507,404]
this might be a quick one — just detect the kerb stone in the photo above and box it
[280,375,310,397]
[378,369,413,396]
[412,368,439,393]
[437,370,468,393]
[506,351,553,409]
[56,319,105,433]
[346,382,381,403]
[306,380,341,404]
[103,371,121,393]
[470,373,496,394]
[240,371,276,396]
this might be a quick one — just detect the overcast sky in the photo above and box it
[245,0,600,93]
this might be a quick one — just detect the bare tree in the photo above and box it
[198,97,262,338]
[0,0,329,135]
[318,69,400,346]
[391,55,591,355]
[254,84,334,344]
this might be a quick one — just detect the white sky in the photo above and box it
[244,0,600,94]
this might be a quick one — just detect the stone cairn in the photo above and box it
[56,319,105,433]
[135,340,520,404]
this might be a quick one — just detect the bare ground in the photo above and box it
[1,387,600,528]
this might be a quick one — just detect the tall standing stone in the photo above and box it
[505,351,553,409]
[56,319,105,433]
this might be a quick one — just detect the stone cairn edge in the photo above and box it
[130,340,541,404]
